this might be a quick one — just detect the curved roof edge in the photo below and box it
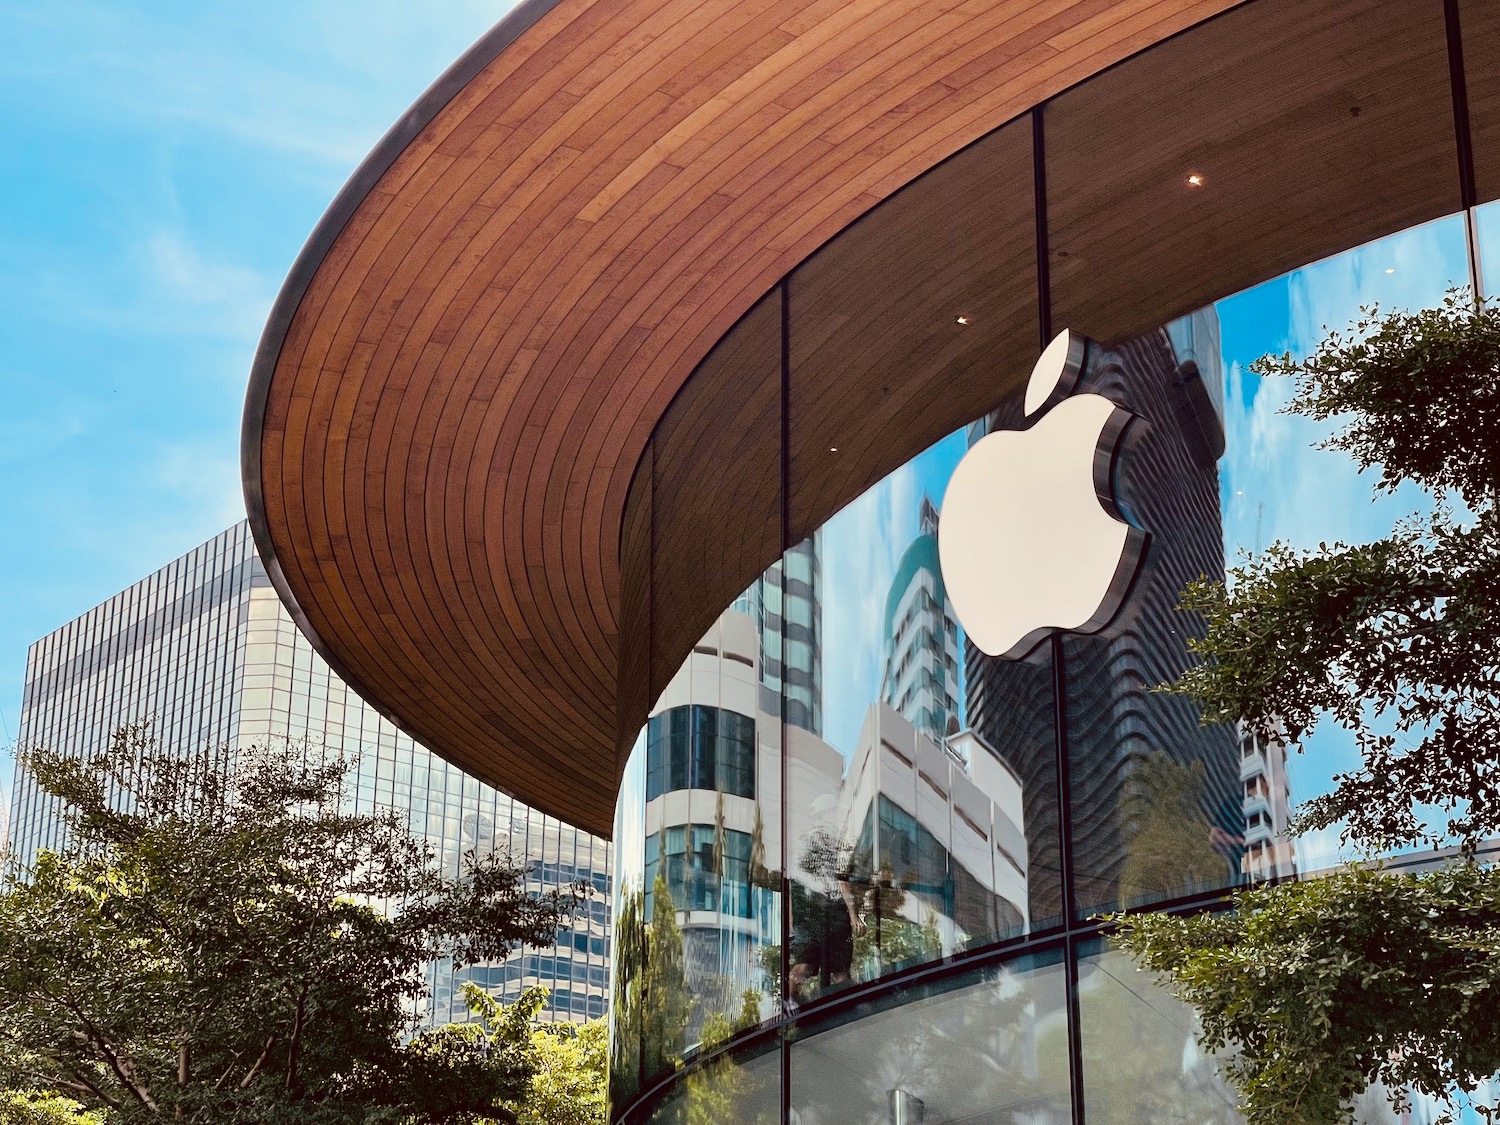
[240,0,564,756]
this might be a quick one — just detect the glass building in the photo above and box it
[8,522,611,1025]
[234,0,1500,1121]
[608,204,1498,1122]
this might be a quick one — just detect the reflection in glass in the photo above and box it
[1214,213,1471,873]
[1478,201,1500,302]
[789,954,1071,1125]
[788,433,1047,1001]
[1062,325,1242,914]
[610,735,648,1109]
[620,593,785,1094]
[1077,944,1241,1125]
[642,1038,780,1125]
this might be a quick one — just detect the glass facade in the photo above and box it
[609,0,1500,1116]
[9,521,611,1026]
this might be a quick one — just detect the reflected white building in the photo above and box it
[880,497,961,744]
[1239,724,1297,881]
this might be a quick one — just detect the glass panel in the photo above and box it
[1062,325,1244,913]
[639,1037,780,1125]
[1077,943,1241,1125]
[629,569,787,1090]
[1478,200,1500,301]
[787,114,1039,544]
[1048,0,1459,343]
[609,732,649,1108]
[787,414,1060,1002]
[650,287,783,701]
[1067,214,1470,914]
[1213,213,1470,878]
[789,952,1071,1125]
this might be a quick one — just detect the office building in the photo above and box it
[8,523,610,1025]
[238,0,1500,1120]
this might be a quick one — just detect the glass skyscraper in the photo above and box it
[8,521,610,1025]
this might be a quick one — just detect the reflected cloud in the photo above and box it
[1215,212,1473,824]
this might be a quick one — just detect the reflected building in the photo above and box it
[880,498,960,743]
[966,325,1242,916]
[835,701,1028,970]
[641,607,786,1042]
[7,523,611,1026]
[1240,723,1297,881]
[1060,328,1242,911]
[737,537,822,736]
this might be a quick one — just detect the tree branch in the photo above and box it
[239,1034,277,1090]
[61,997,161,1112]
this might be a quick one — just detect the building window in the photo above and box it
[645,705,755,800]
[643,823,757,918]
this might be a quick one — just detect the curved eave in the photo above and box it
[243,0,1248,838]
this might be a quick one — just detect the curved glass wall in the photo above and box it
[609,0,1500,1118]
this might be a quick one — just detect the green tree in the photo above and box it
[0,725,576,1124]
[1114,295,1500,1124]
[512,1004,607,1125]
[0,1091,103,1125]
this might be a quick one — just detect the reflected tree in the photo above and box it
[788,830,863,1002]
[849,863,942,979]
[1117,751,1234,906]
[1118,295,1500,1124]
[608,886,646,1108]
[641,876,691,1080]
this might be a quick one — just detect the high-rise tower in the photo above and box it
[9,522,611,1025]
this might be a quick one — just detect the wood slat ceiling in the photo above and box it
[1047,0,1460,339]
[254,0,1384,839]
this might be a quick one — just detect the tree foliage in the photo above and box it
[1116,864,1500,1125]
[1116,295,1500,1125]
[0,725,577,1123]
[0,1091,103,1125]
[509,996,607,1125]
[1172,294,1500,853]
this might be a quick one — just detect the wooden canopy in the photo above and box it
[245,0,1489,836]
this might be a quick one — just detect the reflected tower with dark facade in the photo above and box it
[964,321,1242,916]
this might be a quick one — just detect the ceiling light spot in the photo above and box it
[829,446,838,453]
[956,315,970,326]
[1385,267,1396,274]
[1186,172,1205,188]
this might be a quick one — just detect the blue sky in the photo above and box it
[0,1,518,797]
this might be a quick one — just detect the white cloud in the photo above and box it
[142,228,273,342]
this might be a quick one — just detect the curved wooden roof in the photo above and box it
[245,0,1491,836]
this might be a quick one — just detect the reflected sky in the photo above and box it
[1215,212,1472,870]
[1479,199,1500,302]
[613,729,647,892]
[817,432,967,758]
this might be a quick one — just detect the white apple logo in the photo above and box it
[938,329,1147,659]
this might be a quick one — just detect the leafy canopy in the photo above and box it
[0,724,578,1124]
[1174,293,1500,853]
[1115,294,1500,1125]
[1117,864,1500,1125]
